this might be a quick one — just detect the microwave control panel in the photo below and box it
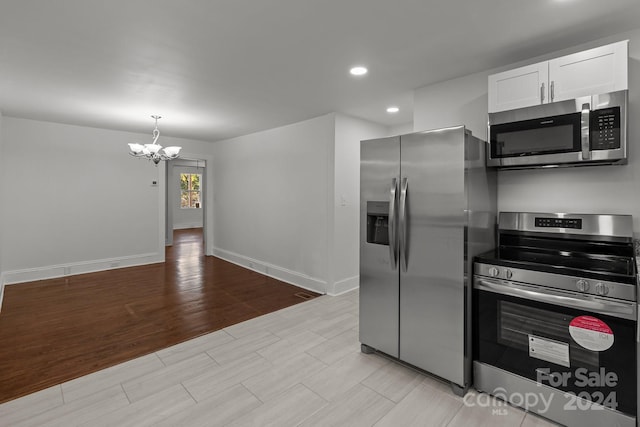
[590,107,621,150]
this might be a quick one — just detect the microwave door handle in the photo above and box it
[581,102,591,160]
[388,178,398,270]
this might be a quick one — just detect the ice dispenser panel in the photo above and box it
[366,201,390,246]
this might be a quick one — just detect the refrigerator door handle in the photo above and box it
[388,178,398,270]
[399,177,408,272]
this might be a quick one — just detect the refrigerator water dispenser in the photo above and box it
[366,201,389,245]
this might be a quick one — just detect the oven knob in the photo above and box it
[576,279,590,292]
[505,269,513,279]
[595,282,609,296]
[489,267,499,277]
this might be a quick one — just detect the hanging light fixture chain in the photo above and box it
[151,115,161,145]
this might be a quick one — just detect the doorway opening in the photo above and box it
[165,158,207,247]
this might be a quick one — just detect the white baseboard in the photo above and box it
[0,272,5,312]
[2,252,163,285]
[327,275,359,296]
[212,247,327,295]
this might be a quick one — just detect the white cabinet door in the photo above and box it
[488,62,548,113]
[548,40,628,103]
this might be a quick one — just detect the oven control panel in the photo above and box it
[499,212,633,238]
[534,217,582,229]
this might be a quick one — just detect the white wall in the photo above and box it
[212,115,334,293]
[414,71,489,139]
[389,122,414,136]
[413,28,640,235]
[212,113,391,294]
[0,117,212,284]
[171,164,204,230]
[330,114,389,294]
[0,111,390,296]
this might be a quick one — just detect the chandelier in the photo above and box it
[128,115,181,164]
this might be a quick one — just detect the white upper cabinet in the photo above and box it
[488,40,628,113]
[488,62,549,113]
[549,41,628,102]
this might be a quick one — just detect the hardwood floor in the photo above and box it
[0,228,319,404]
[0,289,560,427]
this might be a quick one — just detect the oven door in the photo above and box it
[473,276,637,416]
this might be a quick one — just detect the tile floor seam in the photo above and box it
[2,387,66,427]
[179,382,198,404]
[119,382,133,404]
[302,349,329,367]
[444,398,469,427]
[214,329,243,345]
[292,383,332,427]
[57,385,66,405]
[354,381,397,406]
[120,354,218,404]
[155,351,167,367]
[358,379,400,403]
[201,349,219,364]
[239,382,266,406]
[307,384,391,427]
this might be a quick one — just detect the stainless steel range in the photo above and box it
[473,212,637,427]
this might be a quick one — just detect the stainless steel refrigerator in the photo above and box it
[359,126,496,394]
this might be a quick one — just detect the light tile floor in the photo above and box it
[0,289,560,427]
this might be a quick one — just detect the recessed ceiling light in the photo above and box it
[386,106,399,113]
[350,66,368,76]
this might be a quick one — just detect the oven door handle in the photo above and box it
[474,278,637,321]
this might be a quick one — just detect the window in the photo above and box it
[180,173,201,208]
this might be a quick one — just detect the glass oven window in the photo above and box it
[498,301,599,371]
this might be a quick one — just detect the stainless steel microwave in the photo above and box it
[487,90,627,169]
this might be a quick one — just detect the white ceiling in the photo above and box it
[1,0,639,142]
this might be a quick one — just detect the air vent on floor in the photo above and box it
[294,292,315,300]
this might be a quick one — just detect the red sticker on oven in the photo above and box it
[569,316,614,351]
